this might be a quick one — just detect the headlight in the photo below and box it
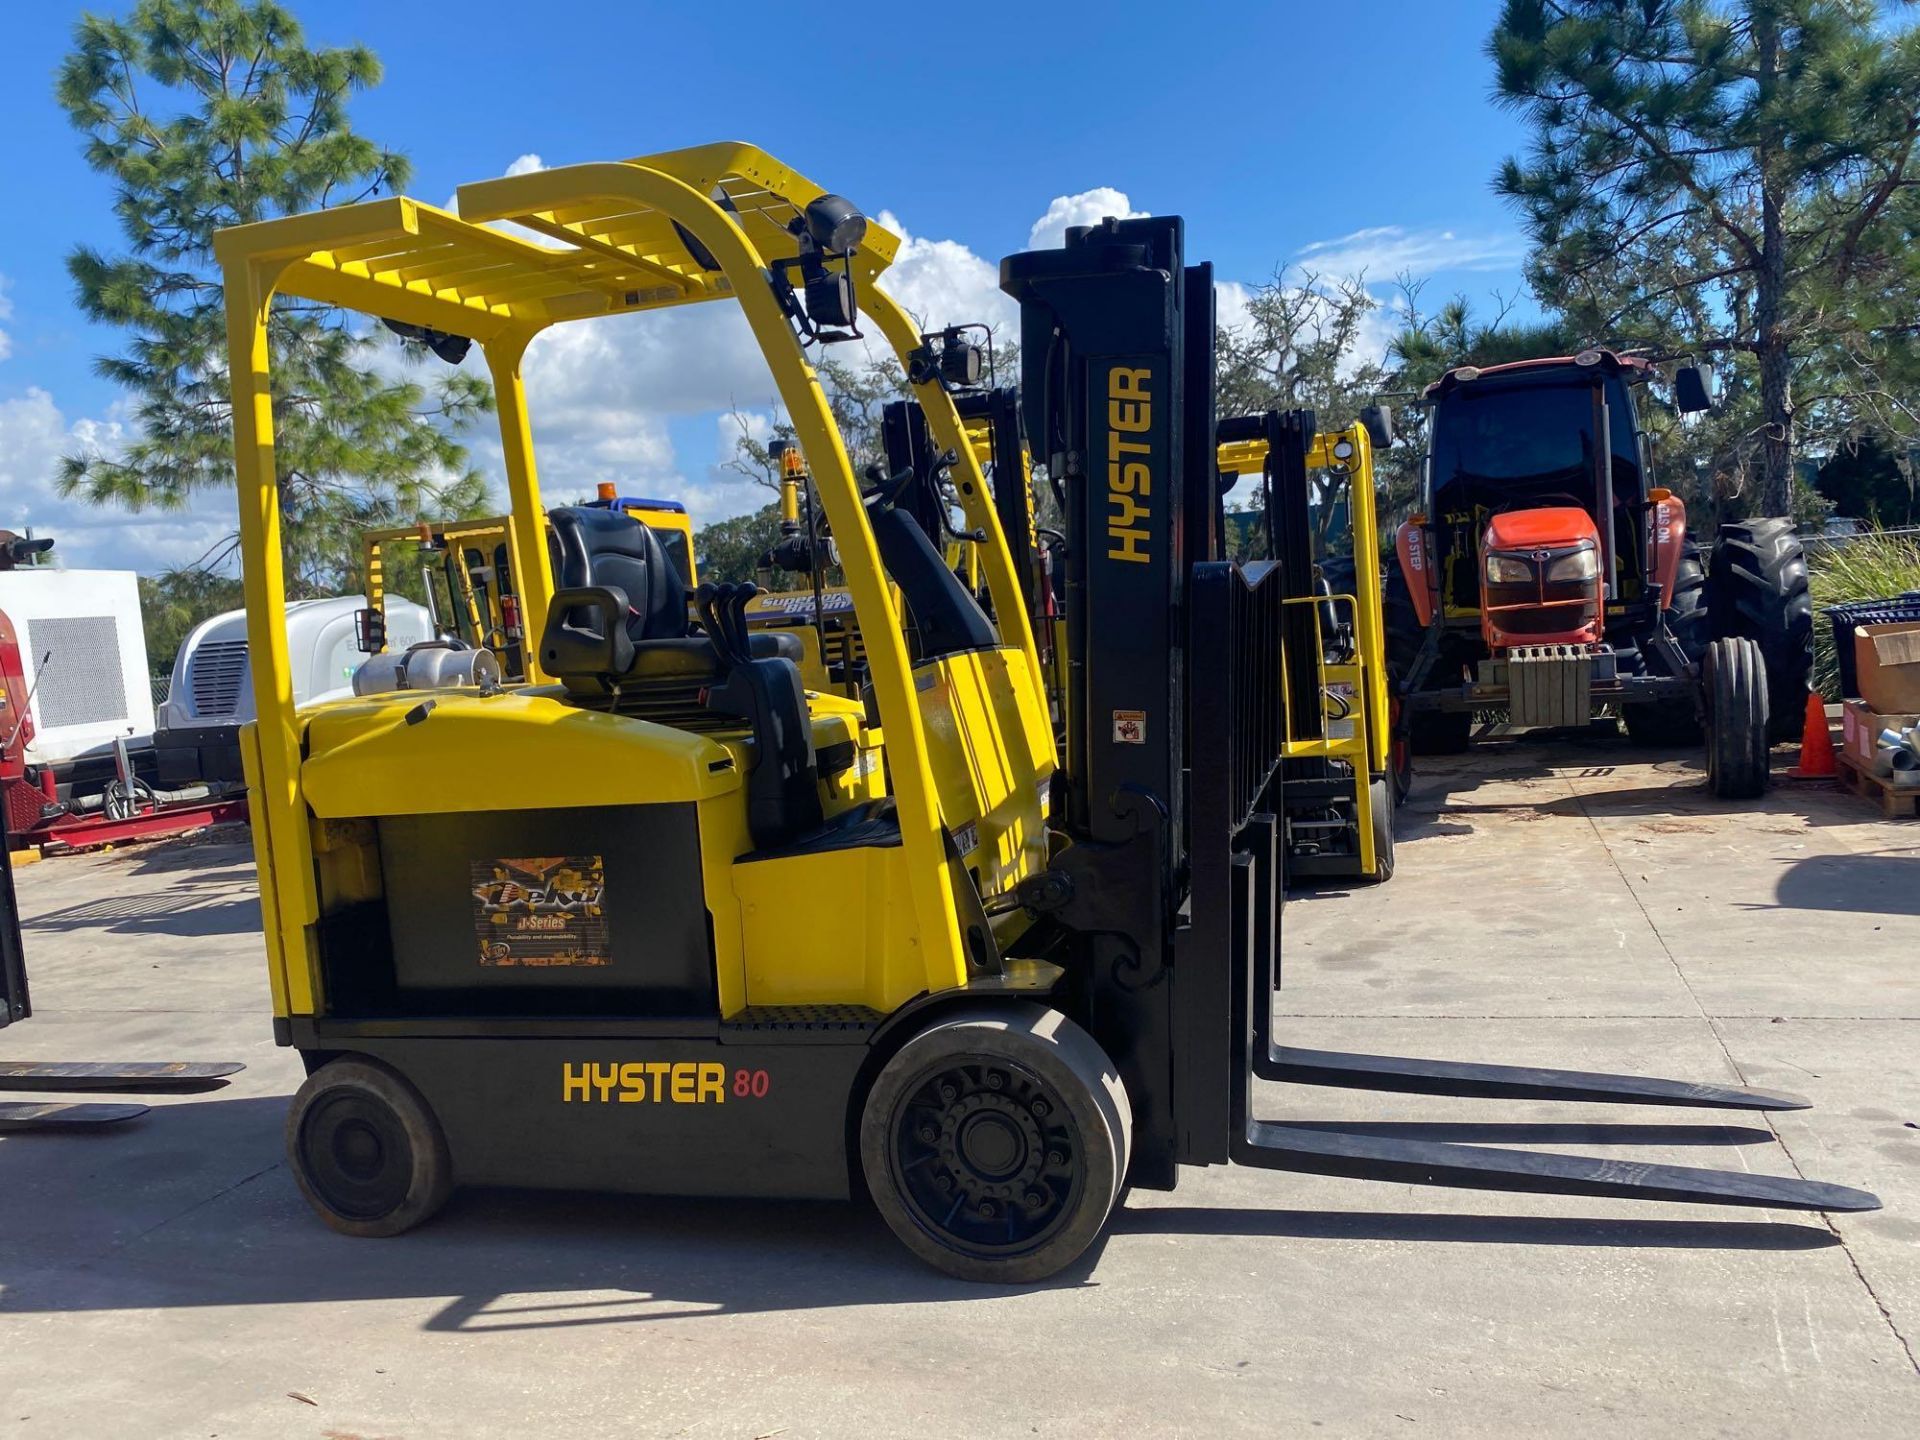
[1485,554,1533,584]
[1546,546,1599,582]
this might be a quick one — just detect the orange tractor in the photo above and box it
[1386,349,1812,797]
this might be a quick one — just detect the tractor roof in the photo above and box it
[1422,349,1655,404]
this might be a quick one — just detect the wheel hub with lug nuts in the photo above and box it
[892,1060,1081,1254]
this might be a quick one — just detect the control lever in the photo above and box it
[694,583,745,669]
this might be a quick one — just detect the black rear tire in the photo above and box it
[287,1057,453,1238]
[1623,542,1709,746]
[1703,636,1771,799]
[1709,518,1812,742]
[1367,777,1396,882]
[860,1004,1131,1284]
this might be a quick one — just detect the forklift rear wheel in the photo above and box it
[286,1057,452,1238]
[1703,636,1771,800]
[860,1004,1131,1284]
[1368,777,1396,882]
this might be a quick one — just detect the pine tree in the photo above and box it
[56,0,493,594]
[1490,0,1920,514]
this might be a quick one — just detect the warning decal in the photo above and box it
[470,855,611,968]
[1112,709,1147,745]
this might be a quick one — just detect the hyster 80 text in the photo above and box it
[561,1061,772,1103]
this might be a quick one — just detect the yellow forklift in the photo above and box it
[362,515,523,672]
[221,150,1874,1283]
[1217,412,1397,881]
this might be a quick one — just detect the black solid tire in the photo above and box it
[1709,518,1812,742]
[1703,636,1771,800]
[1367,776,1396,882]
[1623,543,1708,746]
[860,1004,1131,1284]
[286,1057,453,1238]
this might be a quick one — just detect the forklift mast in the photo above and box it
[1004,216,1250,1186]
[1004,217,1209,846]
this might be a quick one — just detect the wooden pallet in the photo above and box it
[1836,752,1920,819]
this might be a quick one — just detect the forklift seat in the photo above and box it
[546,506,799,675]
[550,506,687,642]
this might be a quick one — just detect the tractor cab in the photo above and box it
[1421,351,1653,621]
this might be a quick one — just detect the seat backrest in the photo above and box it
[549,507,688,642]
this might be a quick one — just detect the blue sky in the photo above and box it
[0,0,1529,572]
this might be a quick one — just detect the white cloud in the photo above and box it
[1293,225,1524,281]
[1026,188,1149,250]
[873,209,1015,336]
[505,153,545,177]
[0,387,234,573]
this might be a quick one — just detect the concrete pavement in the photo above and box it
[0,739,1915,1438]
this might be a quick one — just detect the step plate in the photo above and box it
[0,1101,149,1131]
[0,1060,243,1094]
[1236,1121,1880,1212]
[1264,1046,1809,1111]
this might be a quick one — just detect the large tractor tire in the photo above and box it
[1709,518,1812,743]
[860,1004,1132,1284]
[1703,636,1771,799]
[1622,542,1708,747]
[1384,565,1473,755]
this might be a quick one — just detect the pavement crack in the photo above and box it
[77,1159,284,1272]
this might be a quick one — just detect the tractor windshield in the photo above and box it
[1430,375,1640,511]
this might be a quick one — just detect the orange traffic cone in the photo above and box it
[1789,691,1837,779]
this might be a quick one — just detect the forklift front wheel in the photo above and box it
[860,1004,1131,1284]
[286,1057,453,1238]
[1368,777,1396,882]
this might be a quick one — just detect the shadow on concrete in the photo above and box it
[1392,810,1478,840]
[0,1094,1841,1326]
[115,833,254,878]
[1763,852,1920,917]
[22,888,261,938]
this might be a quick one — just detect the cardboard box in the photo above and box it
[1842,698,1920,776]
[1855,621,1920,713]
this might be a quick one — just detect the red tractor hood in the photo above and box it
[1483,507,1600,552]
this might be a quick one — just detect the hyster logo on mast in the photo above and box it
[1106,365,1152,563]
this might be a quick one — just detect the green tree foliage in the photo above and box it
[1817,434,1920,525]
[1489,0,1920,516]
[56,0,494,596]
[694,504,790,586]
[138,565,244,681]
